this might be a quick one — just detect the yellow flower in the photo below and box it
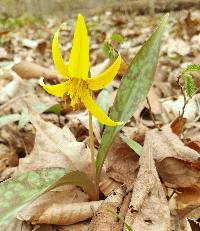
[40,14,123,126]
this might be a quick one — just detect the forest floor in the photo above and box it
[0,7,200,231]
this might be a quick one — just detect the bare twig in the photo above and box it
[176,75,189,118]
[146,97,161,130]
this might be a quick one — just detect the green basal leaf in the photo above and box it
[50,170,97,200]
[110,34,124,43]
[183,74,196,98]
[0,168,66,228]
[184,64,200,73]
[0,168,96,227]
[121,134,142,156]
[96,13,169,178]
[0,114,20,128]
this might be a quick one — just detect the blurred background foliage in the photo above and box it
[0,0,199,18]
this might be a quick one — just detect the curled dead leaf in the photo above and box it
[146,125,200,187]
[106,137,139,187]
[99,171,122,196]
[124,136,170,231]
[17,110,91,174]
[12,62,59,80]
[27,200,102,225]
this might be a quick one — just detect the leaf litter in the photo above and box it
[0,6,200,231]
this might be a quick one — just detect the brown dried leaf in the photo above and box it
[157,158,200,188]
[66,111,101,143]
[124,136,170,231]
[57,222,90,231]
[171,117,187,136]
[32,201,102,225]
[18,186,102,225]
[12,62,59,80]
[2,218,32,231]
[89,186,127,231]
[106,137,139,187]
[147,125,200,187]
[18,186,88,221]
[17,110,91,174]
[99,171,122,196]
[174,187,200,211]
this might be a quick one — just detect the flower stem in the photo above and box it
[89,108,99,200]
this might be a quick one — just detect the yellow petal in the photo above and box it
[52,23,69,78]
[68,14,89,80]
[86,55,121,90]
[81,90,123,126]
[39,77,68,97]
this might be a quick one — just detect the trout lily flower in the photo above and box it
[39,14,123,126]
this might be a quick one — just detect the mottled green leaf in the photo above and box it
[0,114,20,128]
[0,168,66,227]
[121,134,142,156]
[51,170,97,200]
[96,14,169,177]
[0,168,96,227]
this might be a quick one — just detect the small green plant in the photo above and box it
[176,64,200,117]
[107,209,134,231]
[182,64,200,98]
[103,33,124,59]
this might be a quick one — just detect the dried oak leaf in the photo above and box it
[105,137,139,187]
[17,110,91,174]
[124,136,170,231]
[12,62,59,80]
[148,125,200,187]
[18,185,102,225]
[99,170,122,196]
[173,187,200,212]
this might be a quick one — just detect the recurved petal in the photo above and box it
[39,77,68,97]
[86,55,122,90]
[81,90,123,126]
[68,14,89,80]
[52,23,69,78]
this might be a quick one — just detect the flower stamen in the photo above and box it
[65,78,88,109]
